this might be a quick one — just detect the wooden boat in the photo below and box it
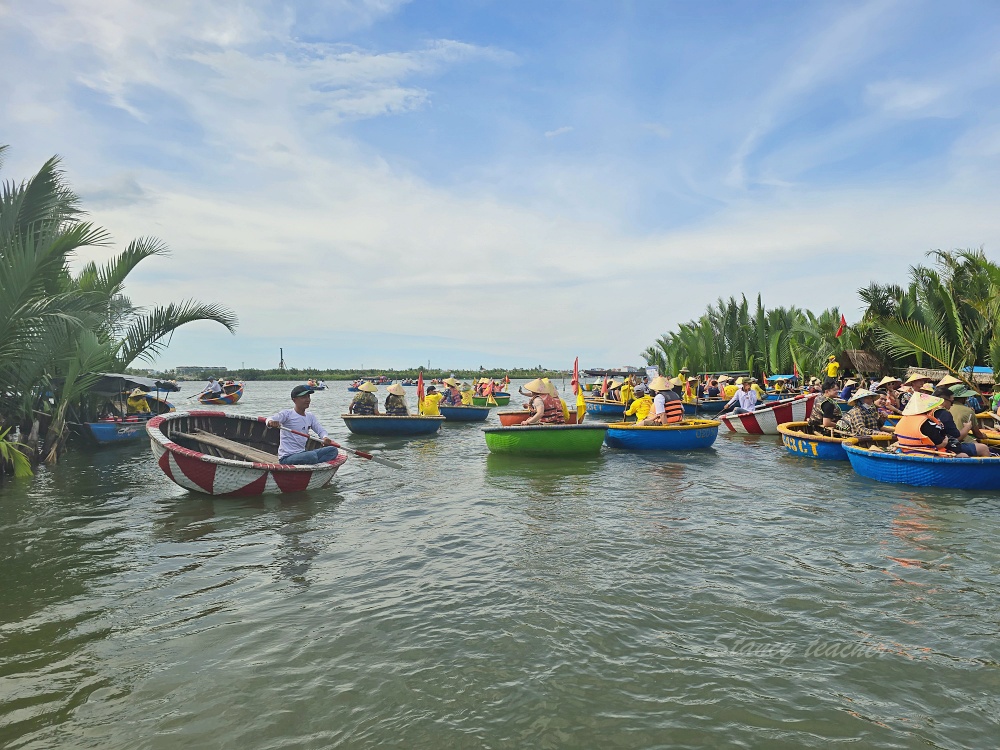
[483,424,607,457]
[498,410,531,426]
[584,397,626,417]
[777,421,892,461]
[81,395,175,445]
[472,392,511,407]
[146,411,347,496]
[719,394,818,435]
[843,440,1000,490]
[198,382,244,405]
[439,405,491,422]
[604,419,720,450]
[342,414,444,436]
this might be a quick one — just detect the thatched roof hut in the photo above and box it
[836,350,885,374]
[904,366,995,386]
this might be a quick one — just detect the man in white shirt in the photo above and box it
[724,378,759,413]
[204,377,223,395]
[265,385,339,464]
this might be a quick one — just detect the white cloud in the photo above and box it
[544,126,573,138]
[865,79,947,115]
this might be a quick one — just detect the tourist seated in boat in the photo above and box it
[749,378,767,402]
[642,376,684,425]
[604,379,622,402]
[441,378,463,406]
[202,377,223,396]
[624,385,653,422]
[523,378,565,425]
[875,376,903,415]
[126,387,151,414]
[543,379,572,422]
[773,378,787,395]
[421,385,444,416]
[723,377,759,414]
[460,383,474,405]
[838,379,857,401]
[898,373,932,410]
[683,377,699,404]
[807,379,843,430]
[720,376,737,399]
[704,379,721,398]
[266,385,339,464]
[893,392,950,456]
[835,389,888,437]
[942,385,991,457]
[349,382,381,415]
[384,383,409,416]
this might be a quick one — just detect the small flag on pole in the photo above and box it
[417,371,425,414]
[835,313,847,338]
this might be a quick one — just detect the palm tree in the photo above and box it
[0,147,239,464]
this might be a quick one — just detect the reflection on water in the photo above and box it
[3,380,1000,749]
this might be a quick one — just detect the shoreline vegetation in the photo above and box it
[1,147,237,476]
[640,248,1000,392]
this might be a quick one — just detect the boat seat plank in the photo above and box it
[174,429,279,463]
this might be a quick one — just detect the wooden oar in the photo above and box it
[277,426,402,469]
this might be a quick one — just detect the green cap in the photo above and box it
[948,384,977,398]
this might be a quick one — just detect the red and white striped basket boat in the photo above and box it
[719,394,819,435]
[146,411,347,496]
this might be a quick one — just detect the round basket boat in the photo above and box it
[692,398,729,415]
[198,382,244,405]
[843,440,1000,490]
[604,419,720,451]
[483,424,608,457]
[584,398,626,417]
[341,414,444,435]
[472,393,511,407]
[146,411,347,496]
[777,421,892,461]
[439,405,491,422]
[720,394,818,435]
[498,410,531,427]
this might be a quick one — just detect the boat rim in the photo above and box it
[777,421,846,444]
[483,424,608,433]
[147,411,346,471]
[842,440,1000,463]
[341,414,445,420]
[606,419,720,430]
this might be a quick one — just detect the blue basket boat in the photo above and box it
[843,441,1000,490]
[777,421,891,461]
[694,398,729,414]
[439,405,491,422]
[80,395,175,445]
[584,398,626,417]
[604,419,720,450]
[341,415,445,436]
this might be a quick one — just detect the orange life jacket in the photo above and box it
[894,414,947,456]
[660,394,684,424]
[539,394,566,424]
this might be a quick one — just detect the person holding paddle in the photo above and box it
[265,385,338,464]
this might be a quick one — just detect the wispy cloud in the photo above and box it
[544,126,573,138]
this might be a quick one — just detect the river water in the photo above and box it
[1,380,998,749]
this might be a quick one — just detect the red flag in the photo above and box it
[601,374,609,396]
[571,357,580,395]
[793,362,800,379]
[761,372,768,388]
[417,371,424,413]
[835,313,847,338]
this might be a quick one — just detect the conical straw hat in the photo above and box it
[876,375,901,388]
[387,383,405,396]
[904,373,930,385]
[358,382,378,393]
[669,376,685,387]
[937,374,962,388]
[847,388,876,403]
[524,378,547,394]
[902,392,943,416]
[648,376,671,391]
[443,377,459,387]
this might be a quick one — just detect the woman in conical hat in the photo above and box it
[875,375,903,415]
[349,381,380,415]
[522,378,565,425]
[384,383,409,415]
[442,377,462,406]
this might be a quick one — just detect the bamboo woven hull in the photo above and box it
[147,412,347,496]
[604,420,719,450]
[844,443,1000,490]
[483,424,607,457]
[439,405,491,422]
[720,395,818,435]
[585,399,626,416]
[342,415,444,435]
[198,383,244,405]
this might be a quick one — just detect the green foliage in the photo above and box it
[0,427,33,479]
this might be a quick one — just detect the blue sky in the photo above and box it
[3,0,1000,371]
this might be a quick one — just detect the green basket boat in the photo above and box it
[472,393,511,407]
[483,424,608,457]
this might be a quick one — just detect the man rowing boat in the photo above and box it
[266,385,338,464]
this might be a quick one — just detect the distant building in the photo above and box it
[175,366,228,376]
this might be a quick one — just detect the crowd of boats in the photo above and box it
[71,365,1000,497]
